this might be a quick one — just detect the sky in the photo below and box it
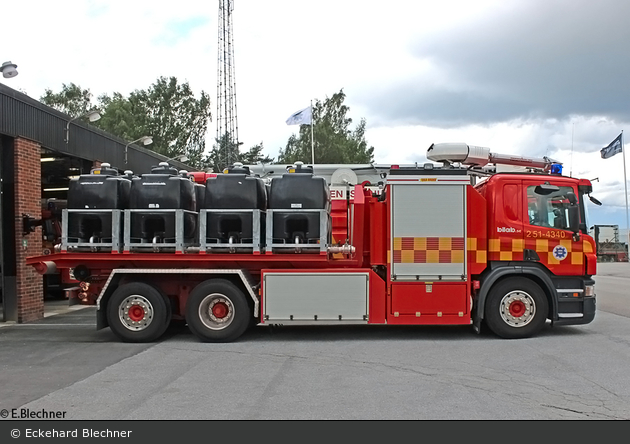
[2,0,630,239]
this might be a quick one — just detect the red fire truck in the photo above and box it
[26,143,598,343]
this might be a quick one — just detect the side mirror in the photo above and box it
[567,192,580,240]
[589,195,602,206]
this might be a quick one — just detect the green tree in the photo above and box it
[40,77,212,169]
[40,83,94,117]
[96,92,144,141]
[240,142,274,165]
[98,77,211,167]
[203,135,274,172]
[204,132,241,172]
[278,89,374,164]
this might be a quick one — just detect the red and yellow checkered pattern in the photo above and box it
[467,237,487,265]
[392,237,465,264]
[390,235,588,268]
[488,238,526,262]
[487,237,587,266]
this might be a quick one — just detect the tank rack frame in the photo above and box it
[265,209,330,254]
[60,208,331,254]
[199,209,263,253]
[61,209,123,253]
[123,209,197,253]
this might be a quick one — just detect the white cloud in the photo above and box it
[2,0,629,231]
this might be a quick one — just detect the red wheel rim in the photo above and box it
[509,300,526,318]
[212,302,229,319]
[128,305,145,322]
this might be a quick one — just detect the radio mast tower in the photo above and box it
[216,0,239,168]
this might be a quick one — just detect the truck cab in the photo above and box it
[426,143,597,335]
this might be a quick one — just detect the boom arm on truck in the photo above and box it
[427,142,562,172]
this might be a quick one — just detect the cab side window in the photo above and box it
[527,186,574,230]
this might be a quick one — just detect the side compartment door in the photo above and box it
[391,184,466,281]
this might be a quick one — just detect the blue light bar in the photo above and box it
[550,163,563,175]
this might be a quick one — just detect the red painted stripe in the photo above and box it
[414,250,427,263]
[401,237,415,250]
[426,237,439,250]
[451,237,465,250]
[393,251,401,263]
[439,251,451,263]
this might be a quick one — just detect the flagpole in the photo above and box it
[310,100,314,166]
[623,130,630,252]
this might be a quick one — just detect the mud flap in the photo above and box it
[472,301,482,334]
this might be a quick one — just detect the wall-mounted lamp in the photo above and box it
[165,154,188,163]
[1,61,18,79]
[65,110,101,145]
[125,136,153,165]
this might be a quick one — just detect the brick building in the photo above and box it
[0,83,191,323]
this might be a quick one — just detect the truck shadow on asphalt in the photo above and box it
[1,308,590,345]
[163,320,591,344]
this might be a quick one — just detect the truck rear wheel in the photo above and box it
[186,279,250,343]
[484,277,548,339]
[106,282,171,343]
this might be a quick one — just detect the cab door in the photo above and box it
[523,180,584,275]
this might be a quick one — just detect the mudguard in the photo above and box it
[473,262,557,333]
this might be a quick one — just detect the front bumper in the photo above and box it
[554,296,596,326]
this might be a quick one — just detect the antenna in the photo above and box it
[570,121,574,177]
[217,0,239,170]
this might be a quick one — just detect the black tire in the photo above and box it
[484,277,549,339]
[154,285,173,328]
[186,279,250,343]
[106,282,170,343]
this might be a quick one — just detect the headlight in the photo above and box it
[585,285,595,297]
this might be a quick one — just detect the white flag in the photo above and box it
[286,106,312,125]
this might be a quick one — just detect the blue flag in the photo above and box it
[601,133,623,159]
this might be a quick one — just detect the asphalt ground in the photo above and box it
[0,262,629,420]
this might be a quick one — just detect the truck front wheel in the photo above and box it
[484,278,548,339]
[106,282,171,343]
[186,279,250,343]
